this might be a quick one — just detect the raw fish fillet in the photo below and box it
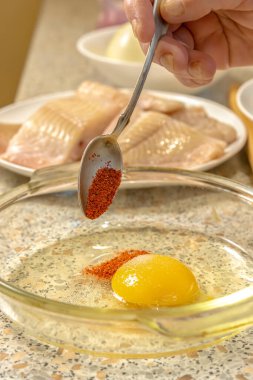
[0,123,20,154]
[2,82,128,169]
[138,93,183,114]
[172,107,237,144]
[121,111,226,168]
[104,92,183,136]
[103,106,142,136]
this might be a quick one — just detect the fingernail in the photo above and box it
[188,61,204,79]
[160,53,174,71]
[132,19,139,38]
[162,0,185,17]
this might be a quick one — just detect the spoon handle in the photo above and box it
[112,0,168,137]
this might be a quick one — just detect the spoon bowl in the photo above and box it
[78,135,122,213]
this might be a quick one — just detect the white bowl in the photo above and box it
[76,26,225,94]
[228,67,253,83]
[236,78,253,121]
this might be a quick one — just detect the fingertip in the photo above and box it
[175,76,214,88]
[154,38,216,88]
[188,51,216,81]
[154,36,189,71]
[140,42,149,55]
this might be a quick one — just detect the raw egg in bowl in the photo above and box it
[0,165,252,358]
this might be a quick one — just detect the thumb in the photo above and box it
[160,0,242,23]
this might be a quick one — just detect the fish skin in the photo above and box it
[2,82,129,169]
[138,92,183,114]
[0,123,20,154]
[172,107,237,144]
[121,111,226,168]
[103,91,183,136]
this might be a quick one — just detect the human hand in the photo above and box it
[124,0,253,87]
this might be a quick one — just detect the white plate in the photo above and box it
[0,90,247,178]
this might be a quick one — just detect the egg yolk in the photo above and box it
[111,254,200,307]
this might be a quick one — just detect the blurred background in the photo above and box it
[0,0,126,107]
[0,0,42,106]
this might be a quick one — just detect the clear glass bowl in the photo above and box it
[0,164,253,358]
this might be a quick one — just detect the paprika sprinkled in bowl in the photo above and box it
[83,249,150,279]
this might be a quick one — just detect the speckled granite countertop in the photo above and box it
[0,0,253,378]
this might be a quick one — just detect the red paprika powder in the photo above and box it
[83,250,150,280]
[85,166,122,219]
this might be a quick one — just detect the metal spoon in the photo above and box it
[78,0,168,217]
